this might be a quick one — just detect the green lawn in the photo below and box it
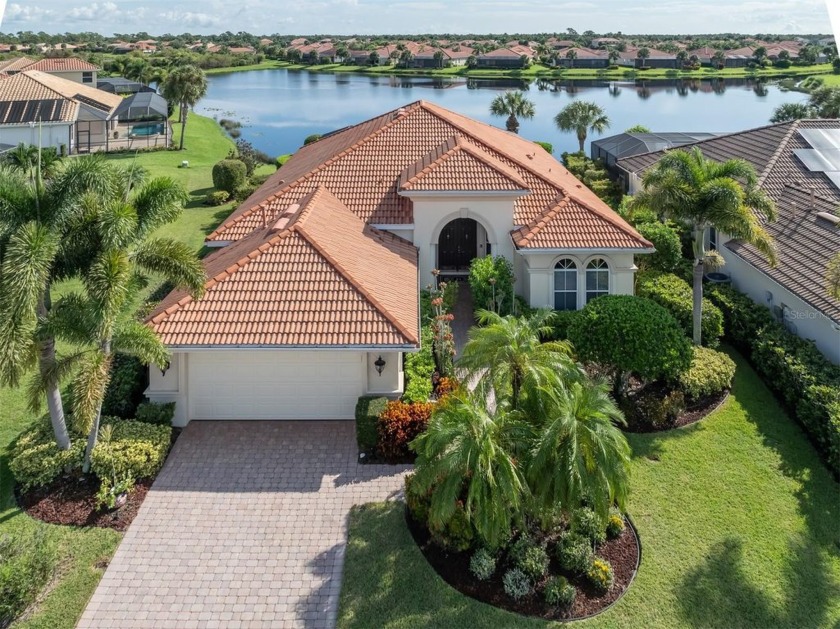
[337,350,840,629]
[0,111,250,628]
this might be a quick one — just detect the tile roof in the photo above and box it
[0,71,80,123]
[208,101,649,252]
[617,118,840,322]
[148,186,420,348]
[0,56,35,74]
[0,70,121,117]
[22,57,99,72]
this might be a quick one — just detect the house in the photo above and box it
[0,56,37,75]
[592,131,722,177]
[630,47,678,69]
[616,120,840,364]
[97,76,156,95]
[591,37,621,48]
[16,57,99,85]
[724,46,755,67]
[145,101,652,424]
[412,46,473,68]
[476,47,533,69]
[0,69,142,153]
[555,47,609,69]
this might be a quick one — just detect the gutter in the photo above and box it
[163,344,421,352]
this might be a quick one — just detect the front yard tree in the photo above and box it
[631,148,776,345]
[489,91,536,134]
[161,64,208,151]
[554,101,610,153]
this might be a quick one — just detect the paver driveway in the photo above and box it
[77,421,410,629]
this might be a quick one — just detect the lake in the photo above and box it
[196,70,806,158]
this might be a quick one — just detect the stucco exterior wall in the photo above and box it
[50,70,97,85]
[0,122,73,152]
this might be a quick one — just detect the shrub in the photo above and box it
[542,309,580,341]
[95,475,135,511]
[304,133,323,145]
[621,387,685,431]
[469,255,515,315]
[377,400,432,460]
[430,502,475,551]
[636,272,724,347]
[355,396,388,453]
[543,575,576,608]
[534,141,553,154]
[568,295,692,388]
[101,353,146,419]
[9,421,85,491]
[135,401,176,426]
[470,548,497,581]
[587,557,615,593]
[556,533,594,574]
[211,159,247,194]
[797,385,840,474]
[276,154,292,168]
[636,222,683,273]
[0,528,58,627]
[403,325,435,403]
[572,507,607,545]
[404,472,430,524]
[206,190,230,206]
[90,419,172,481]
[517,544,550,581]
[233,182,259,202]
[606,508,625,539]
[705,284,775,351]
[503,568,532,600]
[678,346,736,400]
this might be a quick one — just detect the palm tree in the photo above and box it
[554,100,610,153]
[433,50,445,69]
[676,50,688,68]
[631,148,777,345]
[565,48,577,69]
[607,48,619,66]
[712,50,726,69]
[525,379,631,524]
[410,389,526,548]
[827,252,840,300]
[489,90,536,134]
[457,309,579,410]
[770,102,812,123]
[637,47,650,67]
[0,157,119,450]
[161,64,208,150]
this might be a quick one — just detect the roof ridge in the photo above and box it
[293,223,419,344]
[757,119,801,188]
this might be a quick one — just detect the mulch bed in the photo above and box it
[18,476,153,532]
[406,510,640,621]
[623,388,730,434]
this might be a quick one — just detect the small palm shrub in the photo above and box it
[587,557,615,593]
[679,346,736,400]
[543,575,576,608]
[557,533,594,574]
[572,507,607,545]
[606,507,625,539]
[469,548,496,581]
[517,544,550,581]
[503,568,532,600]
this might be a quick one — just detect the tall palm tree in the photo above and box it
[411,389,526,548]
[637,47,650,67]
[565,49,577,69]
[0,157,119,450]
[712,50,726,69]
[827,252,840,300]
[161,64,208,150]
[525,378,631,524]
[458,309,579,410]
[631,148,777,345]
[489,91,536,134]
[554,100,610,153]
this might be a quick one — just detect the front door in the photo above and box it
[438,218,477,272]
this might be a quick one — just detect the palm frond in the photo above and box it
[25,350,87,413]
[133,238,206,298]
[42,292,98,346]
[113,320,169,367]
[0,222,58,320]
[133,177,188,235]
[69,350,112,435]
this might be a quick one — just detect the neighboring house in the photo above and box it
[0,55,99,85]
[632,48,678,69]
[724,46,755,67]
[0,56,36,75]
[592,131,723,179]
[97,76,156,95]
[591,37,621,48]
[146,101,652,424]
[554,47,609,69]
[0,70,125,153]
[412,46,473,68]
[476,47,533,68]
[617,120,840,364]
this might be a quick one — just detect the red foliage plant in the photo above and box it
[377,400,433,460]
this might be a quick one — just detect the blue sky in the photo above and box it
[0,0,833,36]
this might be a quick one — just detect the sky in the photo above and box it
[0,0,833,36]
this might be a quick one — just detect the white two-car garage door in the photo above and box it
[187,351,367,420]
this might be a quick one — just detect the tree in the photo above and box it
[770,102,812,123]
[4,144,62,183]
[827,252,840,300]
[565,48,577,69]
[636,47,650,67]
[625,124,651,133]
[607,48,619,66]
[809,86,840,118]
[752,46,767,64]
[368,51,380,66]
[631,148,777,345]
[554,100,610,153]
[712,50,726,68]
[433,49,445,69]
[458,309,579,410]
[676,50,688,68]
[161,64,208,151]
[0,156,119,451]
[489,90,536,134]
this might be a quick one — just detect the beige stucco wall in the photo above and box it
[49,70,97,85]
[0,122,73,152]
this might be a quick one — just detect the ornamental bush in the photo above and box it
[542,309,581,342]
[9,421,85,491]
[206,190,230,206]
[429,501,475,552]
[376,400,433,460]
[0,528,58,627]
[678,346,736,400]
[469,255,515,315]
[636,271,724,347]
[502,568,532,600]
[516,544,550,581]
[101,353,147,419]
[469,548,497,581]
[135,402,176,426]
[705,284,775,351]
[606,507,625,539]
[556,533,594,574]
[620,387,685,431]
[90,419,172,482]
[403,325,434,403]
[568,295,692,388]
[587,557,615,593]
[543,575,576,608]
[636,222,683,274]
[211,159,247,194]
[534,141,554,154]
[355,396,388,453]
[572,507,607,545]
[798,385,840,474]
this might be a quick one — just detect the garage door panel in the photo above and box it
[188,351,366,420]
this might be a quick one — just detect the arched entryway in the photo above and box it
[438,217,479,273]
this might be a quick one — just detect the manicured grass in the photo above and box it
[814,73,840,87]
[337,350,840,628]
[205,61,288,75]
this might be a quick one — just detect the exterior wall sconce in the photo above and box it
[374,355,386,376]
[160,361,171,377]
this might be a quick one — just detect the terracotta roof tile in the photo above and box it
[0,70,121,117]
[22,57,99,72]
[148,186,419,347]
[0,56,35,73]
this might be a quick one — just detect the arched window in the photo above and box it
[554,259,578,311]
[586,259,610,303]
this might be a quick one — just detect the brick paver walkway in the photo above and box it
[77,421,410,629]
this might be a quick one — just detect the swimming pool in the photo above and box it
[130,123,165,137]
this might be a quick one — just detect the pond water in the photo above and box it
[195,70,806,158]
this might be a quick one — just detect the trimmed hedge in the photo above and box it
[679,346,736,400]
[636,222,682,274]
[636,271,724,347]
[355,396,388,453]
[211,159,247,194]
[90,419,172,481]
[706,284,840,476]
[9,421,85,491]
[135,401,176,426]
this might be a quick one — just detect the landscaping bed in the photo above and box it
[406,508,640,621]
[622,385,730,433]
[18,477,152,532]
